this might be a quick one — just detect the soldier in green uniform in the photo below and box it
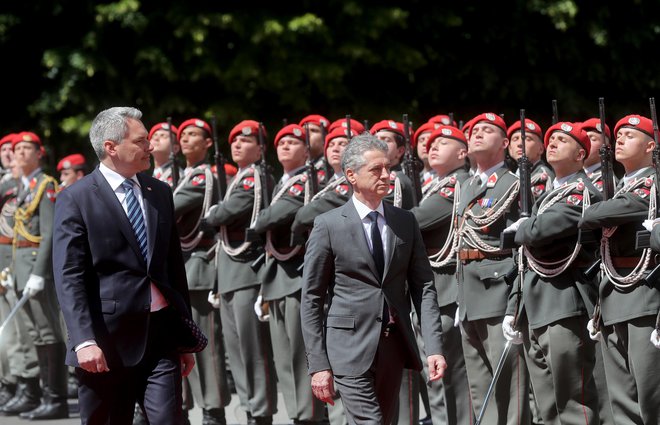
[299,115,332,186]
[291,126,353,241]
[410,125,471,425]
[204,120,277,425]
[456,113,529,425]
[507,118,554,201]
[370,120,415,210]
[504,121,601,424]
[582,118,617,192]
[1,132,68,420]
[173,118,230,425]
[579,114,660,425]
[0,133,39,411]
[150,122,182,188]
[252,124,326,425]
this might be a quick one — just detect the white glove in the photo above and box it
[0,269,14,290]
[253,295,269,322]
[24,274,45,298]
[454,306,460,327]
[643,218,660,232]
[651,329,660,349]
[207,291,220,309]
[204,204,218,219]
[502,315,523,345]
[503,217,528,234]
[587,318,601,341]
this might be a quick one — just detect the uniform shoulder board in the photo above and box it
[335,183,349,196]
[439,187,455,199]
[242,176,255,190]
[288,183,304,197]
[567,194,583,205]
[191,174,206,186]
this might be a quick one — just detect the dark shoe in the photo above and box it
[19,394,69,420]
[419,415,433,425]
[202,408,226,425]
[0,381,16,407]
[182,408,191,425]
[0,378,41,416]
[248,413,273,425]
[133,403,148,425]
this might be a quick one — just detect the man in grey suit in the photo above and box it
[301,133,447,425]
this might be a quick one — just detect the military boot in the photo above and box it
[202,408,226,425]
[0,380,16,407]
[20,343,68,420]
[0,377,40,415]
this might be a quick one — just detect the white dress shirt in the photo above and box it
[351,195,389,261]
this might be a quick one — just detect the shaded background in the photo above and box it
[2,0,660,168]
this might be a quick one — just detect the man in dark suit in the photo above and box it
[53,106,196,425]
[301,133,447,425]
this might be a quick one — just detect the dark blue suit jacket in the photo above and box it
[53,167,191,368]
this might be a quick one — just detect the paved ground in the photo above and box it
[1,392,293,425]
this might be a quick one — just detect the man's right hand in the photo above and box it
[311,370,335,405]
[77,345,110,373]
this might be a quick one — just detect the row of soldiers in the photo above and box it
[0,107,658,425]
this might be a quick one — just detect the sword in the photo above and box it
[0,292,29,338]
[474,340,513,425]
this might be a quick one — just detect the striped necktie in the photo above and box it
[122,179,148,261]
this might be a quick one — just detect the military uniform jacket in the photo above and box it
[253,167,308,300]
[384,165,414,210]
[314,156,333,187]
[291,174,352,236]
[173,161,219,291]
[579,167,660,325]
[153,160,183,189]
[13,170,58,287]
[510,171,602,328]
[411,167,469,307]
[530,161,555,201]
[585,163,618,193]
[206,164,272,294]
[456,165,520,321]
[0,178,18,270]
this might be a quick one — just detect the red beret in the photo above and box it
[12,131,42,150]
[544,122,591,157]
[461,117,477,134]
[228,120,267,144]
[328,118,365,134]
[299,115,330,129]
[57,153,86,172]
[507,119,543,139]
[469,113,507,137]
[212,163,238,177]
[582,118,611,139]
[148,122,179,141]
[274,124,306,147]
[413,122,438,148]
[324,127,355,153]
[426,126,468,152]
[427,115,457,127]
[614,115,654,139]
[0,133,17,148]
[370,120,404,138]
[177,118,212,141]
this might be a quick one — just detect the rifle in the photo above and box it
[304,123,319,196]
[637,97,660,283]
[167,116,180,188]
[211,115,227,200]
[583,98,613,277]
[552,99,559,125]
[402,114,422,206]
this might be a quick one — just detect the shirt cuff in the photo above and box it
[74,340,97,352]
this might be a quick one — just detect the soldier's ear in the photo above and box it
[576,148,586,162]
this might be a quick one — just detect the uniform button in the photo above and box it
[494,272,499,277]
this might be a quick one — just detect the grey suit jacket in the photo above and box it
[301,200,444,376]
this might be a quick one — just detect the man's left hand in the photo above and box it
[427,354,447,381]
[180,353,195,377]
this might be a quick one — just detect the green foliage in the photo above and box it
[2,0,660,167]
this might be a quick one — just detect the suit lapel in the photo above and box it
[137,173,158,268]
[342,202,379,280]
[91,169,146,265]
[382,203,400,282]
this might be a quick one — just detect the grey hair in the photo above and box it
[341,132,388,175]
[89,106,143,160]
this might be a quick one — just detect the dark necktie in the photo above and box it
[368,211,384,279]
[122,179,148,261]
